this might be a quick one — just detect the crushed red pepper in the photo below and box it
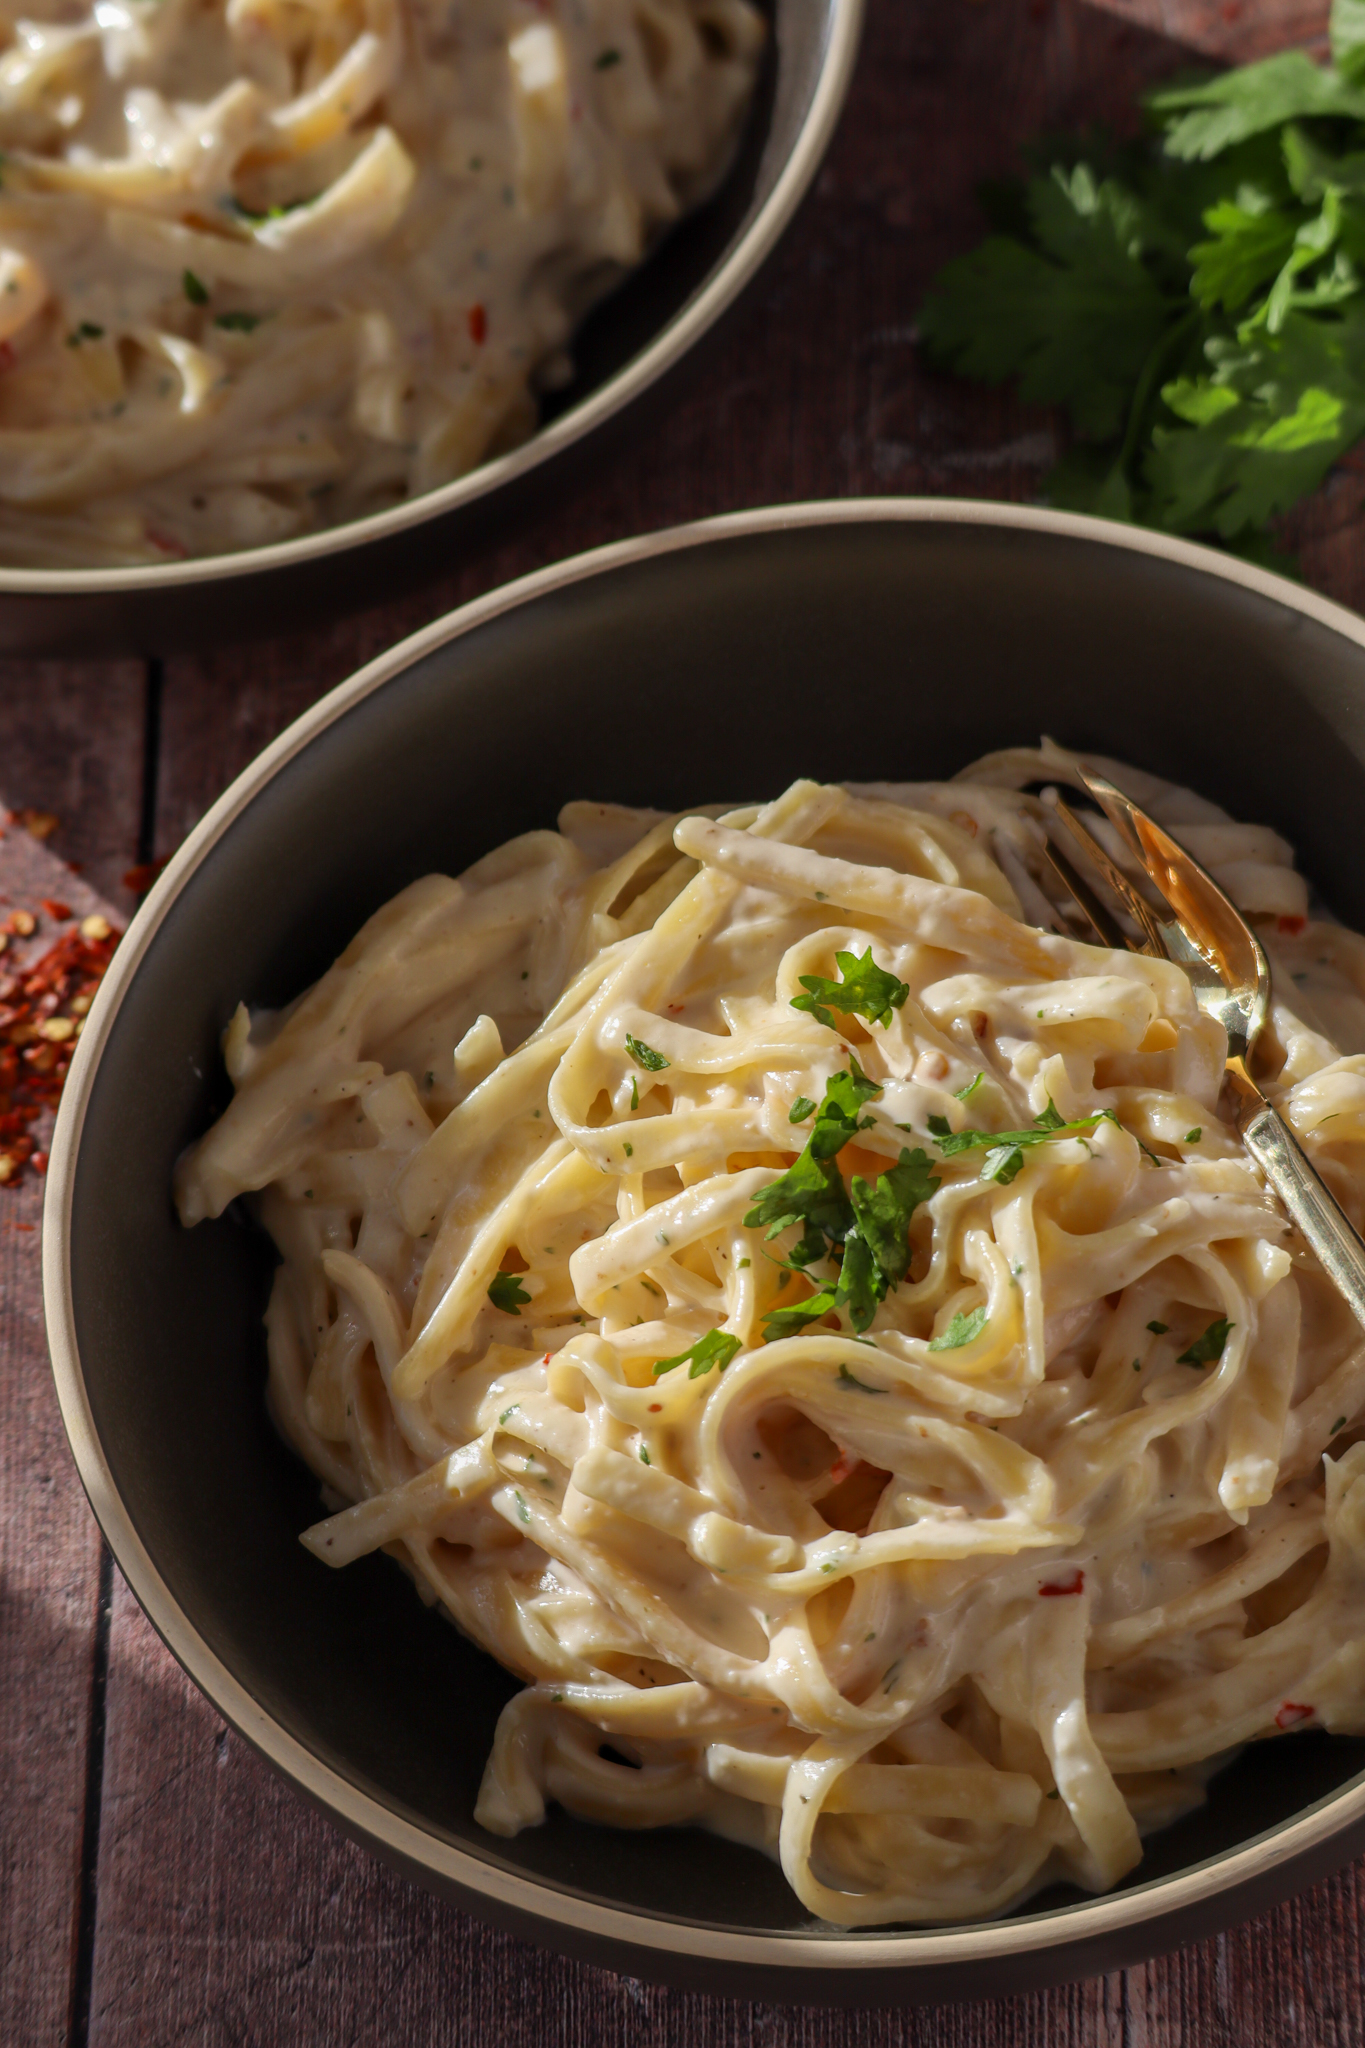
[122,858,168,894]
[0,907,121,1186]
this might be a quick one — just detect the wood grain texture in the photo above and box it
[0,757,138,2048]
[1083,0,1328,60]
[49,0,1365,2043]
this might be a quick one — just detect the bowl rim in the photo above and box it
[44,495,1365,1970]
[0,0,863,600]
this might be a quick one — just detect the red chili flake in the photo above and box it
[122,859,168,894]
[1039,1568,1085,1597]
[145,526,189,559]
[826,1449,857,1488]
[468,303,487,344]
[1278,914,1308,936]
[0,918,122,1186]
[648,1402,662,1412]
[39,899,71,922]
[1275,1701,1314,1731]
[0,342,14,374]
[14,809,58,842]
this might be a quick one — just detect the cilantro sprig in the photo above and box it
[744,1062,940,1339]
[928,1099,1121,1186]
[917,1,1365,560]
[791,948,910,1032]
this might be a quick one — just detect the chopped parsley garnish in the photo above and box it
[639,1444,651,1463]
[745,1062,940,1340]
[929,1098,1123,1185]
[488,1270,531,1314]
[789,1095,817,1123]
[791,947,910,1031]
[182,269,209,305]
[626,1033,669,1071]
[630,1075,639,1110]
[1147,1320,1169,1334]
[66,320,105,346]
[1332,1415,1348,1435]
[513,1489,531,1524]
[1185,1127,1203,1143]
[928,1305,989,1352]
[956,1071,984,1100]
[1177,1316,1233,1367]
[837,1362,883,1392]
[653,1328,743,1379]
[594,46,622,67]
[214,310,266,331]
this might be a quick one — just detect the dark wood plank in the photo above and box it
[1085,0,1328,60]
[0,670,143,2048]
[90,0,1365,2040]
[78,1587,1365,2048]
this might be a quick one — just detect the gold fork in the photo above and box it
[1036,764,1365,1338]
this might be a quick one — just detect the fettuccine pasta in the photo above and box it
[0,0,762,565]
[176,748,1365,1925]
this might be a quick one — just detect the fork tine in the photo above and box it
[1035,834,1126,949]
[1045,793,1169,958]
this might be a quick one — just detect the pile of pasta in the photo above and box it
[0,0,762,565]
[177,751,1365,1926]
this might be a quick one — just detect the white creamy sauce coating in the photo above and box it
[0,0,762,564]
[176,753,1365,1926]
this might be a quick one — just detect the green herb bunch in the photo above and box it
[917,0,1365,558]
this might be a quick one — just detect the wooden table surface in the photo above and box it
[7,1,1365,2041]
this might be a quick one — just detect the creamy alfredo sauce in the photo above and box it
[0,0,763,564]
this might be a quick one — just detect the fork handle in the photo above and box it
[1235,1092,1365,1338]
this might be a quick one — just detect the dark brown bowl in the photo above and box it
[45,501,1365,2002]
[0,0,859,659]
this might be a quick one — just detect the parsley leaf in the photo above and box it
[915,21,1365,560]
[848,1148,940,1286]
[653,1328,743,1379]
[214,309,265,332]
[1149,54,1365,163]
[1147,1319,1169,1334]
[1177,1316,1233,1366]
[956,1071,984,1101]
[488,1270,531,1314]
[182,269,209,305]
[928,1305,989,1352]
[789,1095,817,1123]
[747,1067,941,1341]
[790,947,910,1031]
[837,1362,883,1392]
[626,1033,670,1071]
[931,1099,1119,1181]
[744,1061,881,1253]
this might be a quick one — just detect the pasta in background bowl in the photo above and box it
[45,502,1365,2000]
[0,0,860,652]
[0,0,763,565]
